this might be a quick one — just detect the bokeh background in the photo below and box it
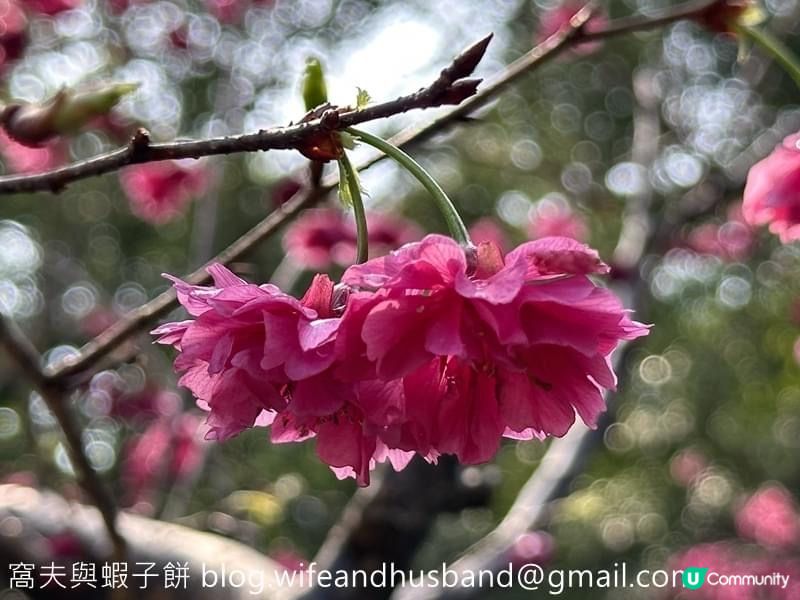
[1,0,799,598]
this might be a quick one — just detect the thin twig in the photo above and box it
[0,34,493,195]
[0,316,126,561]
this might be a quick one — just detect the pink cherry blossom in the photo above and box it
[153,265,340,441]
[339,235,648,460]
[535,2,608,55]
[687,223,753,261]
[155,236,647,485]
[24,0,80,15]
[0,130,65,174]
[735,485,800,551]
[119,160,210,224]
[283,208,421,270]
[0,1,26,74]
[154,263,412,485]
[529,201,588,241]
[743,132,800,243]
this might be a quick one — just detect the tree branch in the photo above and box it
[0,316,127,562]
[0,34,493,194]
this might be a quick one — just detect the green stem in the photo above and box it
[338,152,369,264]
[346,127,471,245]
[735,24,800,91]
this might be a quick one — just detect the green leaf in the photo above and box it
[337,158,354,206]
[356,87,371,109]
[302,58,328,111]
[336,155,366,208]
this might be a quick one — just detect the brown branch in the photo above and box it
[581,0,721,42]
[0,316,126,562]
[0,0,721,197]
[0,34,493,195]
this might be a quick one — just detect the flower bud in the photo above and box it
[695,0,765,35]
[1,82,138,147]
[302,57,328,112]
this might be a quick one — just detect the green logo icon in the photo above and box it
[683,567,709,590]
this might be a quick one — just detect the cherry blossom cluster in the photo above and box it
[153,234,648,486]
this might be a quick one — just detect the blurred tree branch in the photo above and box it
[0,317,127,563]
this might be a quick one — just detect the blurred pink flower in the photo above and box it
[687,222,753,261]
[107,0,143,13]
[123,413,205,505]
[535,2,608,55]
[670,448,708,487]
[0,130,65,174]
[529,202,588,241]
[270,177,303,208]
[686,203,754,261]
[119,160,210,224]
[271,548,308,573]
[24,0,80,15]
[283,208,421,270]
[205,0,272,23]
[743,132,800,243]
[46,532,86,559]
[507,531,556,567]
[468,217,511,252]
[735,485,800,551]
[0,0,27,73]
